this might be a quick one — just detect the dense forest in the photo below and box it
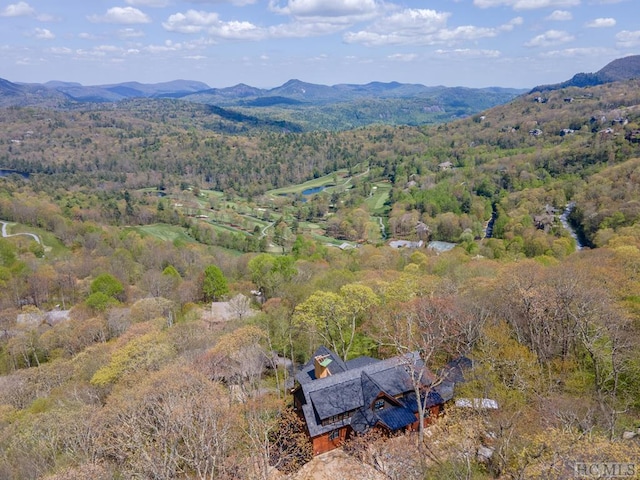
[0,76,639,479]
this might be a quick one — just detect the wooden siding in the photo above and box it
[311,426,350,455]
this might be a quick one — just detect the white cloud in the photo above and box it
[33,28,55,40]
[47,47,73,55]
[435,48,501,58]
[118,28,145,38]
[209,20,264,40]
[189,0,258,5]
[126,0,170,6]
[540,47,617,57]
[344,12,519,47]
[88,7,152,24]
[370,9,450,35]
[0,1,35,17]
[474,0,580,10]
[78,32,98,40]
[585,17,616,28]
[269,0,380,23]
[95,45,121,53]
[388,53,418,61]
[267,21,347,38]
[525,29,574,47]
[500,16,524,31]
[616,30,640,48]
[546,10,572,20]
[163,9,270,40]
[163,10,220,33]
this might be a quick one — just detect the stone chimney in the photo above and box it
[314,354,332,379]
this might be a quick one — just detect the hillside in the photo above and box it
[0,76,523,131]
[531,54,640,92]
[0,67,640,480]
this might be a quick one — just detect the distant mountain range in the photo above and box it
[0,76,526,130]
[531,54,640,93]
[0,77,524,106]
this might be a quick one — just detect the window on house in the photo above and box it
[374,399,385,411]
[321,410,354,426]
[329,429,340,441]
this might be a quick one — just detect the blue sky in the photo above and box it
[0,0,637,89]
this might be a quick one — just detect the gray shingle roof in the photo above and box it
[295,346,348,385]
[295,348,437,438]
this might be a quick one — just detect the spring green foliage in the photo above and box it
[90,331,175,387]
[1,77,640,479]
[248,253,297,300]
[90,273,124,299]
[202,264,229,302]
[294,283,380,361]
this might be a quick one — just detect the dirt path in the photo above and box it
[0,221,41,244]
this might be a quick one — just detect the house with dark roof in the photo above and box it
[292,346,466,455]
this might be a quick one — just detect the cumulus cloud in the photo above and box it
[585,17,616,28]
[500,16,523,31]
[209,20,264,40]
[163,10,220,33]
[33,28,55,40]
[0,1,35,17]
[546,10,572,21]
[344,10,520,47]
[88,7,151,24]
[525,29,574,47]
[267,21,348,38]
[474,0,580,10]
[126,0,170,6]
[269,0,380,23]
[164,2,379,41]
[370,9,450,35]
[616,30,640,48]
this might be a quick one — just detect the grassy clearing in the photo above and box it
[268,169,349,196]
[4,222,67,256]
[364,182,392,214]
[206,222,253,237]
[200,189,224,198]
[129,224,196,243]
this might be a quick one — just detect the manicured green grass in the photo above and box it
[200,189,224,198]
[268,170,349,196]
[364,182,392,214]
[129,224,196,243]
[2,222,67,256]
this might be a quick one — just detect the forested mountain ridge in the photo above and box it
[0,76,524,131]
[1,77,639,249]
[531,54,640,92]
[0,67,640,479]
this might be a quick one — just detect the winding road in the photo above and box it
[1,221,41,244]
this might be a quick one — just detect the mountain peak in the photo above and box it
[531,54,640,93]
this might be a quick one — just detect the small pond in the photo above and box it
[302,186,325,196]
[0,169,30,179]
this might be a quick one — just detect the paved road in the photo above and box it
[1,221,41,244]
